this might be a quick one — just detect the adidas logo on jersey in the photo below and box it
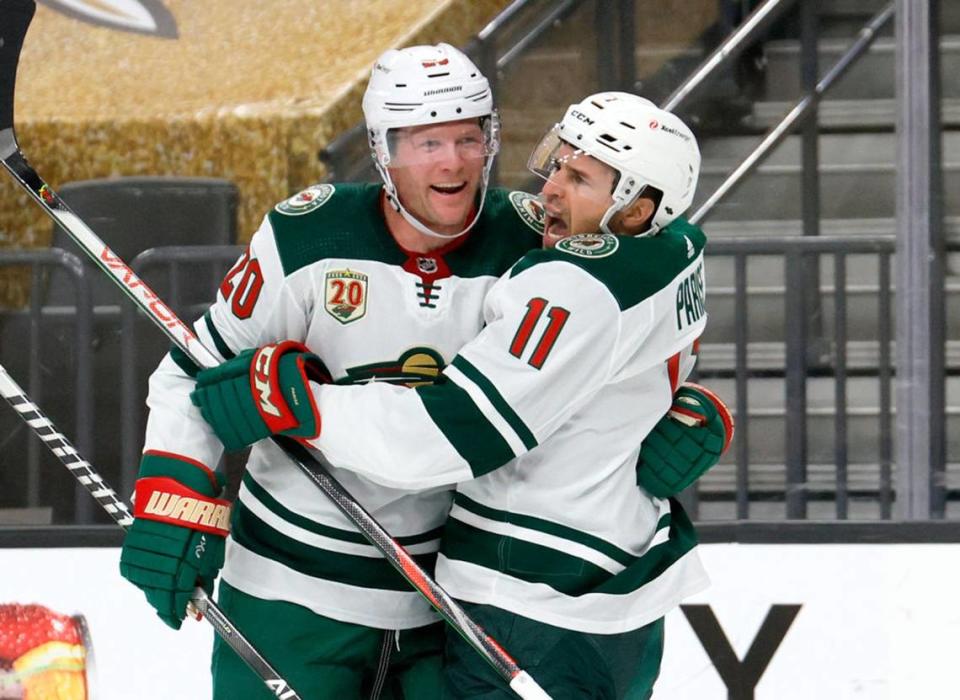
[685,235,695,259]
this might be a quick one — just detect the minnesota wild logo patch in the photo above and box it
[276,184,335,216]
[508,191,545,234]
[325,269,367,324]
[339,347,445,387]
[556,234,619,258]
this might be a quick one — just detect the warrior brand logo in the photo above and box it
[556,233,619,259]
[253,346,282,417]
[143,491,231,532]
[39,0,179,39]
[676,261,706,331]
[423,85,462,97]
[571,110,595,125]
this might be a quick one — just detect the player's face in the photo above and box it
[537,143,618,248]
[388,120,487,235]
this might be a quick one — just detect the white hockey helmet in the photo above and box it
[528,91,700,235]
[362,43,500,239]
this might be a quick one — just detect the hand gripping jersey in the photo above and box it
[143,183,543,629]
[314,218,711,634]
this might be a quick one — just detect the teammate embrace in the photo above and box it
[121,43,731,699]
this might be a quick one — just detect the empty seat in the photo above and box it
[21,177,240,521]
[47,176,238,306]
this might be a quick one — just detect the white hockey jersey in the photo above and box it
[313,221,711,634]
[142,183,543,629]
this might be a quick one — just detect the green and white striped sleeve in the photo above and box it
[312,258,628,487]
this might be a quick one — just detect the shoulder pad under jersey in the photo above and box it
[510,224,705,311]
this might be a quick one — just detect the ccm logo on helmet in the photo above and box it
[253,345,282,418]
[571,110,595,125]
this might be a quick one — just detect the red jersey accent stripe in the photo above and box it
[667,352,681,393]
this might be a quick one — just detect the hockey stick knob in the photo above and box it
[509,671,553,699]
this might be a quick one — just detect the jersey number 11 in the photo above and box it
[509,297,570,370]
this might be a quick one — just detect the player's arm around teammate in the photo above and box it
[192,93,732,699]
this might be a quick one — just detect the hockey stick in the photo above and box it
[0,3,549,697]
[0,362,302,699]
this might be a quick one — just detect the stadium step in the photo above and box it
[498,131,960,220]
[750,98,960,131]
[763,36,960,102]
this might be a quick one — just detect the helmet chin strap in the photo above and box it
[378,155,495,241]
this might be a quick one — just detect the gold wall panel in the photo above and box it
[1,0,508,307]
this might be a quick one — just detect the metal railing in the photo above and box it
[693,235,900,522]
[689,2,896,224]
[118,245,243,496]
[0,236,956,524]
[0,249,93,522]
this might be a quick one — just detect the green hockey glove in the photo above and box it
[190,341,332,451]
[119,451,230,630]
[637,382,734,498]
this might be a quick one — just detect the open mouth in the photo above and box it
[430,182,467,196]
[544,213,569,242]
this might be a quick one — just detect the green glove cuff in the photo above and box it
[138,450,223,496]
[637,383,734,498]
[121,452,228,630]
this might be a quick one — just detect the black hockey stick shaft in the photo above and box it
[0,3,548,697]
[0,361,302,700]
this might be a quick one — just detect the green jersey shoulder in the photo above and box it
[266,184,543,280]
[508,217,706,310]
[442,188,543,279]
[268,182,403,276]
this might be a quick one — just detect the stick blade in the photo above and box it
[0,0,36,131]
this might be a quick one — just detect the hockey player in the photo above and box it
[119,43,540,699]
[190,92,730,698]
[118,32,725,695]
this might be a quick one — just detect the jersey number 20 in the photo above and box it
[509,297,570,370]
[220,249,264,320]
